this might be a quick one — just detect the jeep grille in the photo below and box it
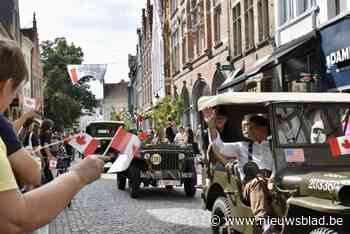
[151,152,179,170]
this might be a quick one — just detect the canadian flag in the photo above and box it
[68,133,98,156]
[67,65,79,85]
[328,136,350,157]
[110,127,141,156]
[107,128,141,173]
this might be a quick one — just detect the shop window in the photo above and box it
[284,52,319,92]
[244,0,254,51]
[261,76,273,92]
[232,3,242,57]
[258,0,270,42]
[247,81,258,92]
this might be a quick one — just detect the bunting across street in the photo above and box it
[67,64,107,85]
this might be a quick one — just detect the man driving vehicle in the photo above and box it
[203,107,277,234]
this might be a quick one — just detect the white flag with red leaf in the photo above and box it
[68,133,98,156]
[328,136,350,157]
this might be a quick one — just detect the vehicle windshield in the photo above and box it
[275,104,350,145]
[86,122,123,138]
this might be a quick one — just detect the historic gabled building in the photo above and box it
[165,0,231,128]
[21,14,44,112]
[103,81,129,120]
[0,0,24,120]
[163,0,276,128]
[0,0,21,42]
[221,0,275,93]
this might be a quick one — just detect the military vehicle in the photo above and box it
[198,92,350,234]
[117,143,197,198]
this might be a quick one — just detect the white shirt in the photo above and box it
[212,133,274,180]
[174,132,186,145]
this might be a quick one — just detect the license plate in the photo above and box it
[159,180,179,186]
[104,162,113,168]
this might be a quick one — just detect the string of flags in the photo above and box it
[67,64,107,85]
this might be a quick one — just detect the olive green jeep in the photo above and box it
[116,143,197,198]
[199,92,350,234]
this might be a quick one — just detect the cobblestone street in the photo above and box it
[49,175,211,234]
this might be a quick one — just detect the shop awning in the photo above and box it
[219,31,318,92]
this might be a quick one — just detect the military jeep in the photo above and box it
[198,92,350,234]
[117,143,197,198]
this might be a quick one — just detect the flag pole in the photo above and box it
[33,135,75,153]
[102,136,114,156]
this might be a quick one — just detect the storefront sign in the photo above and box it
[326,47,350,70]
[320,17,350,89]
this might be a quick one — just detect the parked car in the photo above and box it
[85,120,124,171]
[198,92,350,234]
[117,143,197,198]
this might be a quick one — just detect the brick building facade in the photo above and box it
[225,0,275,92]
[163,0,275,128]
[165,0,230,127]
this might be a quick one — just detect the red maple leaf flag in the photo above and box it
[110,127,141,154]
[328,136,350,157]
[68,133,98,156]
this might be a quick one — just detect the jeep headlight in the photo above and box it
[178,153,185,160]
[144,153,151,160]
[150,153,162,165]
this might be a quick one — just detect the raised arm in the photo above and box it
[202,107,239,158]
[0,155,107,233]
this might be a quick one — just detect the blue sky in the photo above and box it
[19,0,145,99]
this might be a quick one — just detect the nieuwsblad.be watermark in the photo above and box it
[211,215,343,227]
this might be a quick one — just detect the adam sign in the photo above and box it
[326,47,350,70]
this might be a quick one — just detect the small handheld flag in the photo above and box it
[68,133,98,156]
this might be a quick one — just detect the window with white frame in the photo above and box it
[244,0,254,50]
[296,0,315,15]
[258,0,270,42]
[232,3,242,57]
[214,1,222,43]
[280,0,316,25]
